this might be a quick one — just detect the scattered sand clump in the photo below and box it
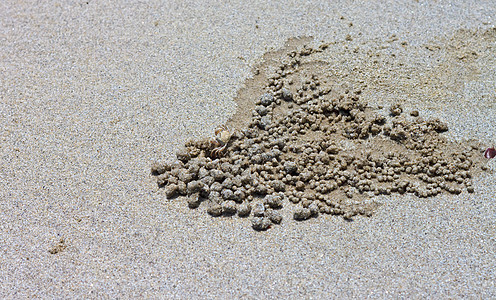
[152,39,489,231]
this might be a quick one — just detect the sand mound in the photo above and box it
[152,36,490,231]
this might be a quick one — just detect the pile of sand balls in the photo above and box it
[152,42,485,231]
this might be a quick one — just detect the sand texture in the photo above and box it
[1,1,496,298]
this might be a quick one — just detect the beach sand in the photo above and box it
[1,1,495,298]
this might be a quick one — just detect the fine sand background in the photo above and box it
[1,1,496,298]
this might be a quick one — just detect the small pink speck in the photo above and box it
[484,147,496,159]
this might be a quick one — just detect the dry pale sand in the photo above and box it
[1,0,496,298]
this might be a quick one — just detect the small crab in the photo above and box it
[210,125,235,158]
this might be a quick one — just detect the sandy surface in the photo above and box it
[1,0,496,298]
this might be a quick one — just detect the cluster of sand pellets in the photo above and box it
[152,41,487,231]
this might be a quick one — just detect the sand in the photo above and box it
[1,0,495,298]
